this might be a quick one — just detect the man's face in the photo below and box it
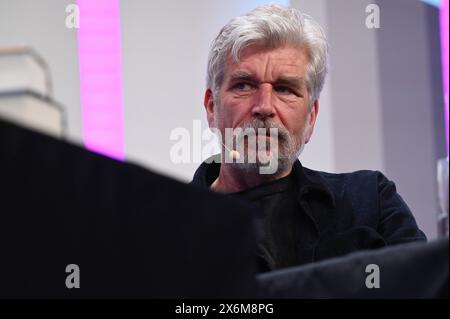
[205,44,318,173]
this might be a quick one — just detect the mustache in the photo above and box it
[235,118,290,142]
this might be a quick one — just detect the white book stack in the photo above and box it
[0,47,64,138]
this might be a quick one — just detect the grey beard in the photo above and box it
[228,118,304,176]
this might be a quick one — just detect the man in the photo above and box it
[191,4,426,273]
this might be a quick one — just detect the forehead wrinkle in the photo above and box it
[224,47,308,89]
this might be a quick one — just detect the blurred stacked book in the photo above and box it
[0,47,65,138]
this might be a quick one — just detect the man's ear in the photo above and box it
[304,99,319,144]
[204,89,216,128]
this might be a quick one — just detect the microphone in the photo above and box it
[229,150,241,161]
[221,142,241,161]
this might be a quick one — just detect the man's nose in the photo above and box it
[251,83,275,119]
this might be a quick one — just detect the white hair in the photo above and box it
[206,4,329,107]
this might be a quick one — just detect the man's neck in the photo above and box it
[210,163,293,193]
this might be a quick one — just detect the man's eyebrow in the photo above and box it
[276,76,305,88]
[228,71,257,82]
[228,71,305,88]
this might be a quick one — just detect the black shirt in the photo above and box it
[192,155,426,274]
[230,173,300,272]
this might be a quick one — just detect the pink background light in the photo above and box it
[441,0,449,155]
[77,0,125,160]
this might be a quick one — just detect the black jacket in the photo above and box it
[191,156,427,271]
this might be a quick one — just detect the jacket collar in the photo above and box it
[191,154,335,207]
[291,160,336,207]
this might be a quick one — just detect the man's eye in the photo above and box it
[234,82,254,91]
[275,86,294,95]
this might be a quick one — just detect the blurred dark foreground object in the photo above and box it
[0,118,448,299]
[0,118,257,298]
[258,238,448,298]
